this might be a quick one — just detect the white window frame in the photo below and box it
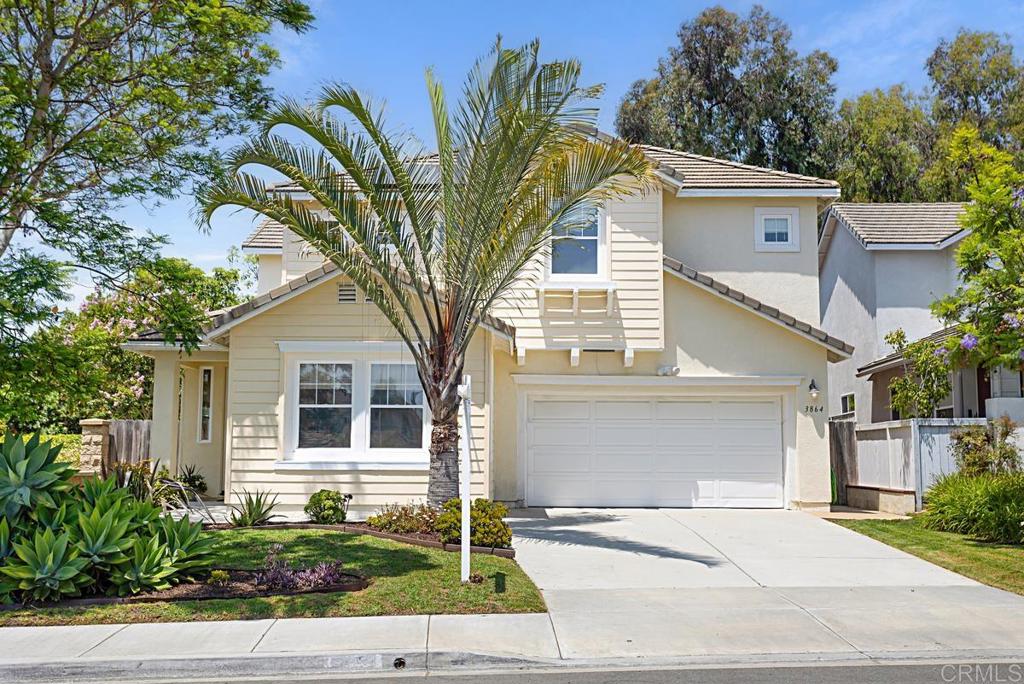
[281,344,430,468]
[296,361,355,451]
[197,366,214,444]
[547,204,609,281]
[754,207,800,252]
[840,393,855,416]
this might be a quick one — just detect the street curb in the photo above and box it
[5,648,1024,683]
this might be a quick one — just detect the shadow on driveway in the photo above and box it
[510,512,723,567]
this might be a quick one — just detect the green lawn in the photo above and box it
[0,528,545,626]
[834,517,1024,595]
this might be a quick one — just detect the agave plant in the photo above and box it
[0,433,76,523]
[229,490,280,527]
[29,497,76,532]
[108,534,177,596]
[0,527,92,601]
[201,39,653,505]
[151,515,216,581]
[73,503,134,579]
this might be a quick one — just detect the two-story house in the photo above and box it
[819,202,1024,424]
[126,146,851,516]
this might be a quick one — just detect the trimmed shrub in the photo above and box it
[304,490,351,524]
[435,498,512,548]
[951,417,1021,477]
[921,472,1024,544]
[366,502,438,535]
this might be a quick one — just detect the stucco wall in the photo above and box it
[178,363,228,496]
[873,249,957,353]
[224,276,491,516]
[662,196,822,324]
[820,223,877,419]
[491,274,832,509]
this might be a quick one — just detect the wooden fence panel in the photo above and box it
[108,419,152,466]
[828,419,856,506]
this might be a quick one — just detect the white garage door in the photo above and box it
[525,395,784,508]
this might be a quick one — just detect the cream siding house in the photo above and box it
[126,145,851,516]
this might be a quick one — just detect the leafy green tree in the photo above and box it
[933,126,1024,372]
[927,29,1023,149]
[615,5,837,176]
[0,257,250,432]
[829,86,934,202]
[885,329,952,419]
[202,40,653,505]
[922,30,1024,199]
[0,0,312,351]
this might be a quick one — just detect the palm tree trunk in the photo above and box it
[427,418,460,507]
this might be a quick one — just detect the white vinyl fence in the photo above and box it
[851,418,987,510]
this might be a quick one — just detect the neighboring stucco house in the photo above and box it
[819,202,1024,424]
[125,146,852,516]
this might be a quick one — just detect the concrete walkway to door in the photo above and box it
[509,508,1024,660]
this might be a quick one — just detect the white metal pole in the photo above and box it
[457,375,472,583]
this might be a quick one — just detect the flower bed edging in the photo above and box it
[213,522,515,558]
[0,571,368,612]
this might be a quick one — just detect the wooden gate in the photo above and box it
[828,419,856,506]
[108,419,152,466]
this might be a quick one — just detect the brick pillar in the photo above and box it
[78,419,110,475]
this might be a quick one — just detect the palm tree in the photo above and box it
[201,40,653,506]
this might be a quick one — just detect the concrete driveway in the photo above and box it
[509,508,1024,660]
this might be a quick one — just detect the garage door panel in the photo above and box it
[594,425,654,447]
[654,400,716,420]
[593,400,652,420]
[530,400,590,420]
[592,450,654,472]
[531,424,591,447]
[717,425,780,447]
[529,448,590,473]
[526,394,783,508]
[656,426,715,446]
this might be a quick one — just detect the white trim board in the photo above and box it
[510,374,804,387]
[677,188,840,198]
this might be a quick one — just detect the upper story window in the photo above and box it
[840,393,855,416]
[754,207,800,252]
[550,205,605,278]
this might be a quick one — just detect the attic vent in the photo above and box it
[337,283,357,303]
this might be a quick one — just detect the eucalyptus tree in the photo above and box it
[201,40,653,504]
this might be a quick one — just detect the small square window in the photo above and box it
[754,207,800,252]
[840,393,856,415]
[551,205,602,276]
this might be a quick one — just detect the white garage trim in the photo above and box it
[515,380,798,508]
[511,374,804,387]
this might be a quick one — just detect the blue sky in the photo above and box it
[101,0,1024,301]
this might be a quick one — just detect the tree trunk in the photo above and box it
[427,418,460,507]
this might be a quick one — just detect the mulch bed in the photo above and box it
[0,569,368,612]
[205,521,516,558]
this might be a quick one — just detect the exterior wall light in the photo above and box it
[808,379,820,400]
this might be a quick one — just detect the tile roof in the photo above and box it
[639,145,839,190]
[856,326,961,377]
[828,203,967,246]
[241,219,285,250]
[128,264,517,345]
[662,255,853,361]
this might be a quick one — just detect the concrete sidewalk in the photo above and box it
[3,607,1024,683]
